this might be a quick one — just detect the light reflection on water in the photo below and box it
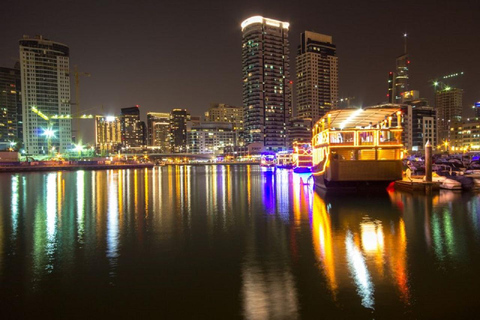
[0,167,480,318]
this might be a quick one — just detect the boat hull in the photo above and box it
[313,159,402,192]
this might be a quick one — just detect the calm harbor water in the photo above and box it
[1,165,480,318]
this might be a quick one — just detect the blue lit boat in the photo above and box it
[260,152,276,168]
[311,107,404,191]
[276,151,294,169]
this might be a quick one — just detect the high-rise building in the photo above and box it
[387,35,410,103]
[20,35,71,154]
[296,31,338,123]
[147,112,170,152]
[204,103,244,131]
[120,106,145,148]
[401,91,436,152]
[435,88,463,143]
[170,109,189,153]
[241,16,291,150]
[0,65,22,149]
[95,115,122,155]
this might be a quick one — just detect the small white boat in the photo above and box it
[424,174,462,190]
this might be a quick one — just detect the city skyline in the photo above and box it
[1,0,479,146]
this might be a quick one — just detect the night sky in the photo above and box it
[1,0,479,143]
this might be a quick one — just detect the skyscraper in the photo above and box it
[20,35,71,154]
[296,31,338,123]
[387,35,410,103]
[401,91,437,152]
[147,112,170,152]
[241,16,291,150]
[170,109,189,153]
[95,115,122,155]
[436,88,463,143]
[120,106,145,148]
[0,65,22,149]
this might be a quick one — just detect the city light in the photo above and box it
[42,128,55,138]
[74,144,85,152]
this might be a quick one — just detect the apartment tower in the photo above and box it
[20,35,71,154]
[436,88,463,143]
[241,16,291,150]
[296,31,338,123]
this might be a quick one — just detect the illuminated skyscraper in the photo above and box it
[0,65,22,149]
[241,16,291,150]
[147,112,170,152]
[436,88,463,143]
[170,109,189,153]
[20,35,71,154]
[120,105,145,148]
[387,34,410,103]
[296,31,338,123]
[95,115,122,154]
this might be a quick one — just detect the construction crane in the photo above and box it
[430,71,464,91]
[30,106,93,156]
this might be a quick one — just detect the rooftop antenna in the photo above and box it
[403,33,408,54]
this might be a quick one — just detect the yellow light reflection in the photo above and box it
[144,168,149,217]
[360,220,384,275]
[311,192,338,296]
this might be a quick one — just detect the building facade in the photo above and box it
[387,40,410,104]
[0,65,22,149]
[241,16,291,150]
[120,106,145,148]
[147,112,170,152]
[401,96,437,152]
[450,119,480,152]
[296,31,338,123]
[287,117,312,147]
[95,115,122,154]
[187,122,236,154]
[20,35,71,154]
[204,103,244,132]
[170,109,189,153]
[435,88,463,143]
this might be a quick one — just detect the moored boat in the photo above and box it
[276,151,294,169]
[260,152,276,168]
[292,142,313,173]
[311,107,404,192]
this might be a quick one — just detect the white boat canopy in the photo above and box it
[318,107,402,129]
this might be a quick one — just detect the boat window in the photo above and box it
[377,149,398,160]
[329,132,354,145]
[358,149,376,160]
[330,149,352,160]
[358,131,375,145]
[379,130,402,145]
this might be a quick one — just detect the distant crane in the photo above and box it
[430,71,464,91]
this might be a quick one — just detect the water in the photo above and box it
[1,165,480,318]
